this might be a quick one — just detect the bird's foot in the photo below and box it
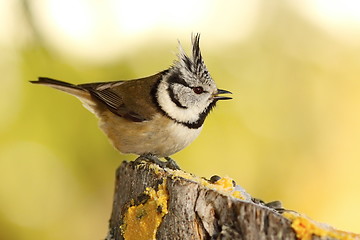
[135,153,163,166]
[164,156,180,170]
[135,154,180,170]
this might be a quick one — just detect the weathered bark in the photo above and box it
[105,160,356,240]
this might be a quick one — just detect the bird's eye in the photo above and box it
[192,86,204,94]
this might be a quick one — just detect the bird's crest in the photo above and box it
[175,33,213,85]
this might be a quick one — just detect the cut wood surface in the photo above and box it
[105,160,360,240]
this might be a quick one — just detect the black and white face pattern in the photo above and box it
[156,34,218,129]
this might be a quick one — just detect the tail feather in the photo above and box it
[30,77,89,96]
[30,77,95,112]
[30,77,83,90]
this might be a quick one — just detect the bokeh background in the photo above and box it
[1,0,360,239]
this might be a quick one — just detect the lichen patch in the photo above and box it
[121,179,169,240]
[283,211,360,240]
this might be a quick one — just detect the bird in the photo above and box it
[30,34,232,169]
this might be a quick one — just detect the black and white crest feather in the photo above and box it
[176,33,213,86]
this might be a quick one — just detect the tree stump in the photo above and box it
[105,160,360,240]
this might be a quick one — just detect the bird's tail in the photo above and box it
[30,77,96,113]
[30,77,89,97]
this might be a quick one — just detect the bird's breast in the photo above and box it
[97,111,202,157]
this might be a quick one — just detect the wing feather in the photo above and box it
[79,74,161,122]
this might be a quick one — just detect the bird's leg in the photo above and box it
[134,154,180,170]
[135,153,165,167]
[164,156,180,170]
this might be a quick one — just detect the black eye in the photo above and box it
[192,86,204,94]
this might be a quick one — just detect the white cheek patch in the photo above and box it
[157,80,205,123]
[172,84,195,106]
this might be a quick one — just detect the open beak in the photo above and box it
[213,89,232,100]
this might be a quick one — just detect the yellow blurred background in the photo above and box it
[1,0,360,239]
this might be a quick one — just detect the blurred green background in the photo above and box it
[1,0,360,239]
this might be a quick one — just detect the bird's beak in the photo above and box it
[213,89,232,100]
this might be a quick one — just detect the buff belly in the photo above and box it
[97,111,202,157]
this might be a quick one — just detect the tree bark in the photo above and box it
[105,160,359,240]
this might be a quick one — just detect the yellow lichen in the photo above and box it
[203,176,248,200]
[121,179,169,240]
[147,161,249,200]
[283,211,360,240]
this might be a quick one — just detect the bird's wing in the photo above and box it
[32,75,161,122]
[79,74,161,122]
